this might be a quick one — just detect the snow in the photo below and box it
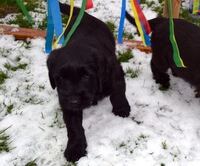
[1,0,200,166]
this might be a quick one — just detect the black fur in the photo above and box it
[126,11,200,97]
[47,4,130,162]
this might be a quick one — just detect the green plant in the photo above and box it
[4,63,28,71]
[162,141,168,150]
[0,127,12,153]
[0,0,39,18]
[0,71,8,85]
[0,1,17,18]
[6,104,14,114]
[0,48,10,58]
[25,160,37,166]
[125,67,140,78]
[8,14,33,28]
[105,21,116,35]
[0,0,38,10]
[38,18,47,30]
[49,112,64,128]
[25,0,38,12]
[140,0,163,16]
[138,134,148,139]
[119,142,126,148]
[123,31,134,40]
[117,49,133,62]
[0,0,16,6]
[180,8,200,26]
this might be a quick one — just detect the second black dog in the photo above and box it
[126,11,200,97]
[47,4,131,162]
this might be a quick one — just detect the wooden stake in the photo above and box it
[0,25,151,53]
[163,0,181,18]
[0,24,46,40]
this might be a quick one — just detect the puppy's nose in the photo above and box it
[70,100,79,104]
[69,97,80,104]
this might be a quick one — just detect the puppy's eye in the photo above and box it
[82,74,90,80]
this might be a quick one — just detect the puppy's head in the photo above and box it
[47,50,98,112]
[57,64,97,111]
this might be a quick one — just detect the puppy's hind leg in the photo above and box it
[194,85,200,98]
[110,63,130,117]
[151,58,170,90]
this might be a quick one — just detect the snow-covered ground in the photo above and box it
[1,0,200,166]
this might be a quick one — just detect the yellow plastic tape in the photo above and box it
[53,0,74,49]
[130,0,146,46]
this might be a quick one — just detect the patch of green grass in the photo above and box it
[117,49,133,62]
[139,0,151,4]
[25,0,38,12]
[123,31,134,40]
[0,127,11,153]
[0,71,8,85]
[139,0,200,23]
[181,8,200,26]
[0,0,38,18]
[162,141,168,150]
[152,6,163,17]
[49,112,64,128]
[6,104,14,114]
[0,48,10,58]
[140,0,163,16]
[138,134,148,140]
[39,14,69,30]
[140,0,156,7]
[24,96,43,105]
[4,63,28,71]
[0,0,18,16]
[125,67,140,78]
[39,85,45,90]
[25,160,37,166]
[22,41,32,49]
[62,15,70,24]
[38,18,47,30]
[0,0,38,10]
[105,21,116,35]
[0,0,17,6]
[119,142,126,148]
[8,14,33,28]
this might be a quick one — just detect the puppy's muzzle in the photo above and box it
[69,96,81,110]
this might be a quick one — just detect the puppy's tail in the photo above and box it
[125,11,137,27]
[125,11,166,32]
[59,2,80,16]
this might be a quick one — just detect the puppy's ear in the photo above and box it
[90,48,103,92]
[59,2,80,16]
[47,52,56,89]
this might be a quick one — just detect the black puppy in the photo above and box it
[126,11,200,97]
[47,3,130,162]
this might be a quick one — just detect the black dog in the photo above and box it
[126,11,200,97]
[47,3,130,162]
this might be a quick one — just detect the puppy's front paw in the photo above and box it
[64,140,87,162]
[92,99,98,105]
[113,106,130,118]
[153,73,170,89]
[195,89,200,98]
